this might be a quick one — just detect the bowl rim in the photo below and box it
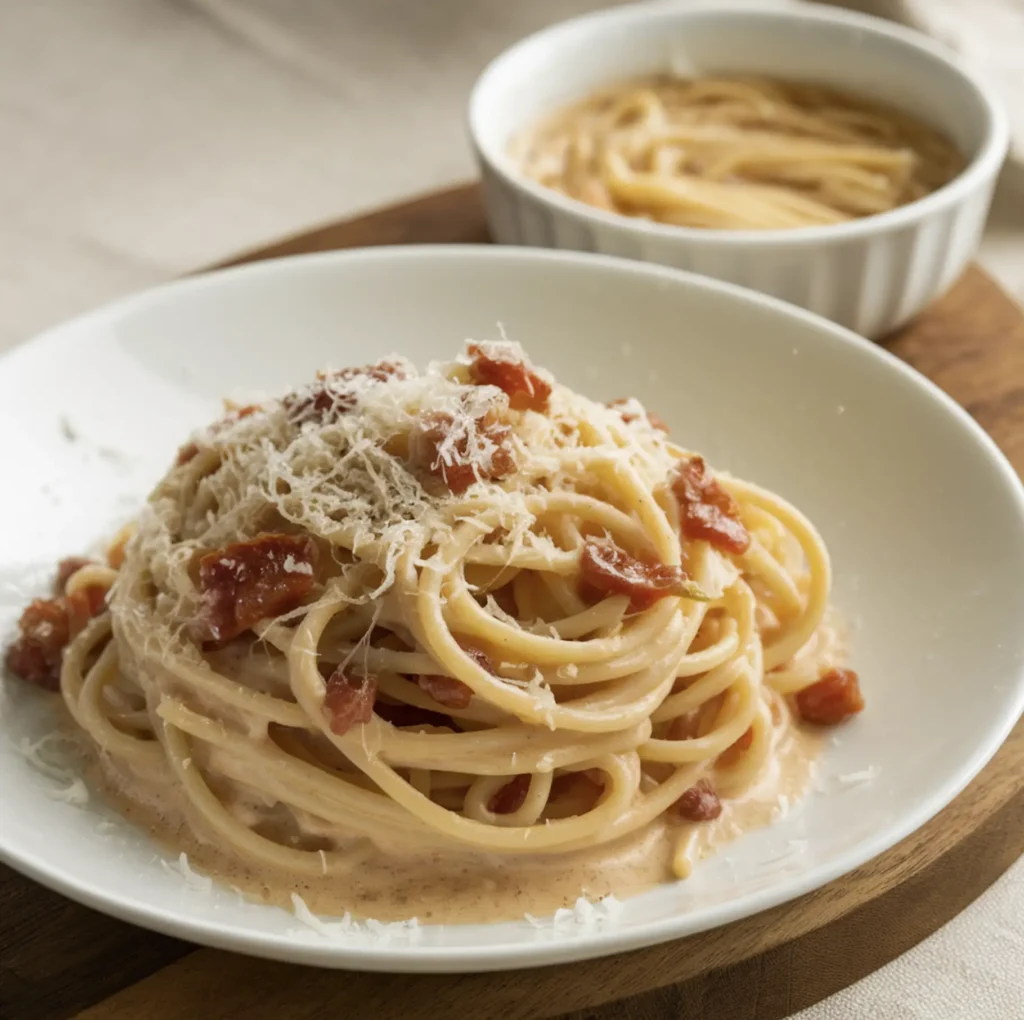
[467,0,1011,247]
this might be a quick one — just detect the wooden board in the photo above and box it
[2,183,1022,1020]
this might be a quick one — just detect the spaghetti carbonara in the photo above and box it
[7,342,864,922]
[512,76,962,229]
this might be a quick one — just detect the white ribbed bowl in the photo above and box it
[468,1,1010,338]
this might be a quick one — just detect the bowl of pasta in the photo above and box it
[468,1,1009,338]
[1,245,1022,971]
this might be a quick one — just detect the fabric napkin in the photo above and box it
[825,0,1024,180]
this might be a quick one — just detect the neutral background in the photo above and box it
[1,0,1023,354]
[1,2,1021,1018]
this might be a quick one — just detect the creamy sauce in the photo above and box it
[82,717,820,924]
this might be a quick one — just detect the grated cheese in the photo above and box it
[502,667,558,729]
[135,343,616,627]
[484,594,520,627]
[131,340,674,634]
[288,893,422,944]
[14,733,90,806]
[282,555,313,575]
[835,765,881,786]
[160,851,214,893]
[524,894,624,932]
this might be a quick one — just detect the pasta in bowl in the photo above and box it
[511,75,963,231]
[469,2,1008,336]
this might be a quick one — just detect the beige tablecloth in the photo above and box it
[1,2,1021,1017]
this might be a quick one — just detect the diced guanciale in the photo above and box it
[670,456,750,556]
[411,410,516,494]
[5,584,108,691]
[5,600,72,691]
[580,536,705,611]
[795,668,864,726]
[489,774,531,814]
[196,533,317,642]
[324,668,378,735]
[285,360,407,424]
[467,342,551,413]
[607,398,668,433]
[416,673,473,710]
[676,779,722,822]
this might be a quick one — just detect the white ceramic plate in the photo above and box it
[1,247,1022,973]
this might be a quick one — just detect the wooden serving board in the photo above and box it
[3,184,1023,1020]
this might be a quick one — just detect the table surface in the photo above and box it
[1,3,1022,1019]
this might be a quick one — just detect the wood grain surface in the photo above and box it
[2,184,1022,1020]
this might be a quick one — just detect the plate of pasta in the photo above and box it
[1,246,1022,971]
